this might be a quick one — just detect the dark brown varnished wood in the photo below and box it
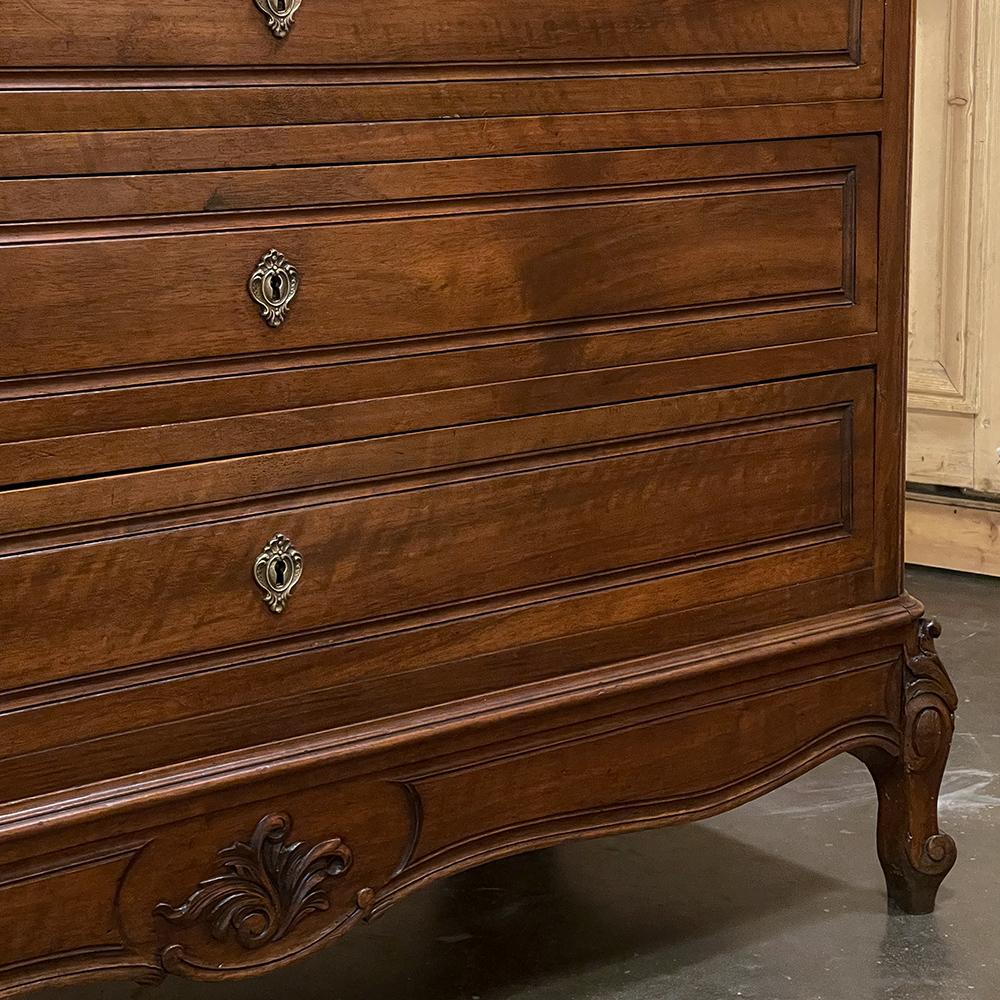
[0,0,885,135]
[0,0,956,994]
[0,102,886,179]
[0,373,873,702]
[0,372,876,803]
[0,603,950,991]
[853,619,959,914]
[1,0,878,72]
[0,137,875,382]
[0,71,884,135]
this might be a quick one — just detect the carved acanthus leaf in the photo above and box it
[155,813,352,951]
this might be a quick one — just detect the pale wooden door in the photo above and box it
[907,0,1000,575]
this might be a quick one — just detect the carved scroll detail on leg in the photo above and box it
[856,618,958,913]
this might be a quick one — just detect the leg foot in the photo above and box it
[854,618,958,914]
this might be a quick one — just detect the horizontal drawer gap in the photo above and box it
[0,292,855,396]
[0,50,860,90]
[0,392,856,546]
[0,169,851,245]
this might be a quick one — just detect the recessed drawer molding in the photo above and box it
[0,372,875,715]
[0,0,879,73]
[0,137,876,386]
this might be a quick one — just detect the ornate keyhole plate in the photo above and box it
[254,534,303,614]
[249,249,299,327]
[253,0,302,38]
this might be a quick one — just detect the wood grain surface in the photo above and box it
[0,0,959,993]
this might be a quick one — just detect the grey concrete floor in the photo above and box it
[42,567,998,1000]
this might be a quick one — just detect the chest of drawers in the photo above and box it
[0,1,958,992]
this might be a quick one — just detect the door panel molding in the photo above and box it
[908,0,1000,569]
[908,0,1000,499]
[908,0,982,418]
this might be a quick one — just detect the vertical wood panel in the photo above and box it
[907,0,1000,569]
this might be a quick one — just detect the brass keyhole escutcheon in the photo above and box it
[254,534,303,614]
[253,0,302,38]
[248,249,299,328]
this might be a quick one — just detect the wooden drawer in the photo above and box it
[0,136,879,486]
[0,0,878,69]
[1,372,873,693]
[0,0,884,132]
[18,178,853,377]
[0,372,876,802]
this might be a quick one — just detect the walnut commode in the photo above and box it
[0,1,956,993]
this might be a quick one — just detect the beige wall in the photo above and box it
[907,0,1000,574]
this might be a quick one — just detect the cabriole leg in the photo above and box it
[853,618,958,914]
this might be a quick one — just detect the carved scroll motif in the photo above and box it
[155,813,352,950]
[901,618,959,877]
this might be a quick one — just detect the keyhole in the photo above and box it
[272,557,287,587]
[269,273,284,300]
[274,0,287,11]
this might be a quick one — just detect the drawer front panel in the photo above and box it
[0,372,874,697]
[0,137,877,428]
[0,0,884,130]
[3,170,855,380]
[0,0,877,73]
[8,180,845,377]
